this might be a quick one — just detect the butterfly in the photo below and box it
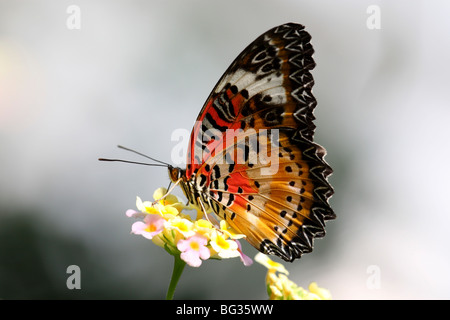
[166,23,335,262]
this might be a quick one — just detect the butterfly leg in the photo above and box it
[152,178,182,205]
[196,195,212,222]
[195,196,224,228]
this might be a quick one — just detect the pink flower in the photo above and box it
[177,235,210,267]
[126,209,140,217]
[131,214,165,239]
[236,240,253,266]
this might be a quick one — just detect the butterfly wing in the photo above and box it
[185,23,335,262]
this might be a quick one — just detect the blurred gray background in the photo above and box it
[1,0,450,299]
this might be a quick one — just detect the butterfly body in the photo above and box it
[169,23,335,262]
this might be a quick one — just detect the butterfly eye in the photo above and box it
[168,166,180,183]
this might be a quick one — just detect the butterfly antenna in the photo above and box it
[117,145,170,167]
[98,158,167,167]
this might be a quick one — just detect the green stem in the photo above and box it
[166,254,186,300]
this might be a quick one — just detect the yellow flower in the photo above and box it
[209,230,240,259]
[254,252,289,275]
[268,273,299,300]
[151,227,180,253]
[255,253,331,300]
[164,217,196,238]
[193,219,214,238]
[136,196,179,218]
[308,282,332,300]
[134,187,190,218]
[126,187,251,267]
[219,220,246,240]
[153,187,187,213]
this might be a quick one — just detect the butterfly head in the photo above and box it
[168,165,186,183]
[168,165,197,208]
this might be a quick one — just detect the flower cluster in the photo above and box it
[255,253,331,300]
[126,187,253,267]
